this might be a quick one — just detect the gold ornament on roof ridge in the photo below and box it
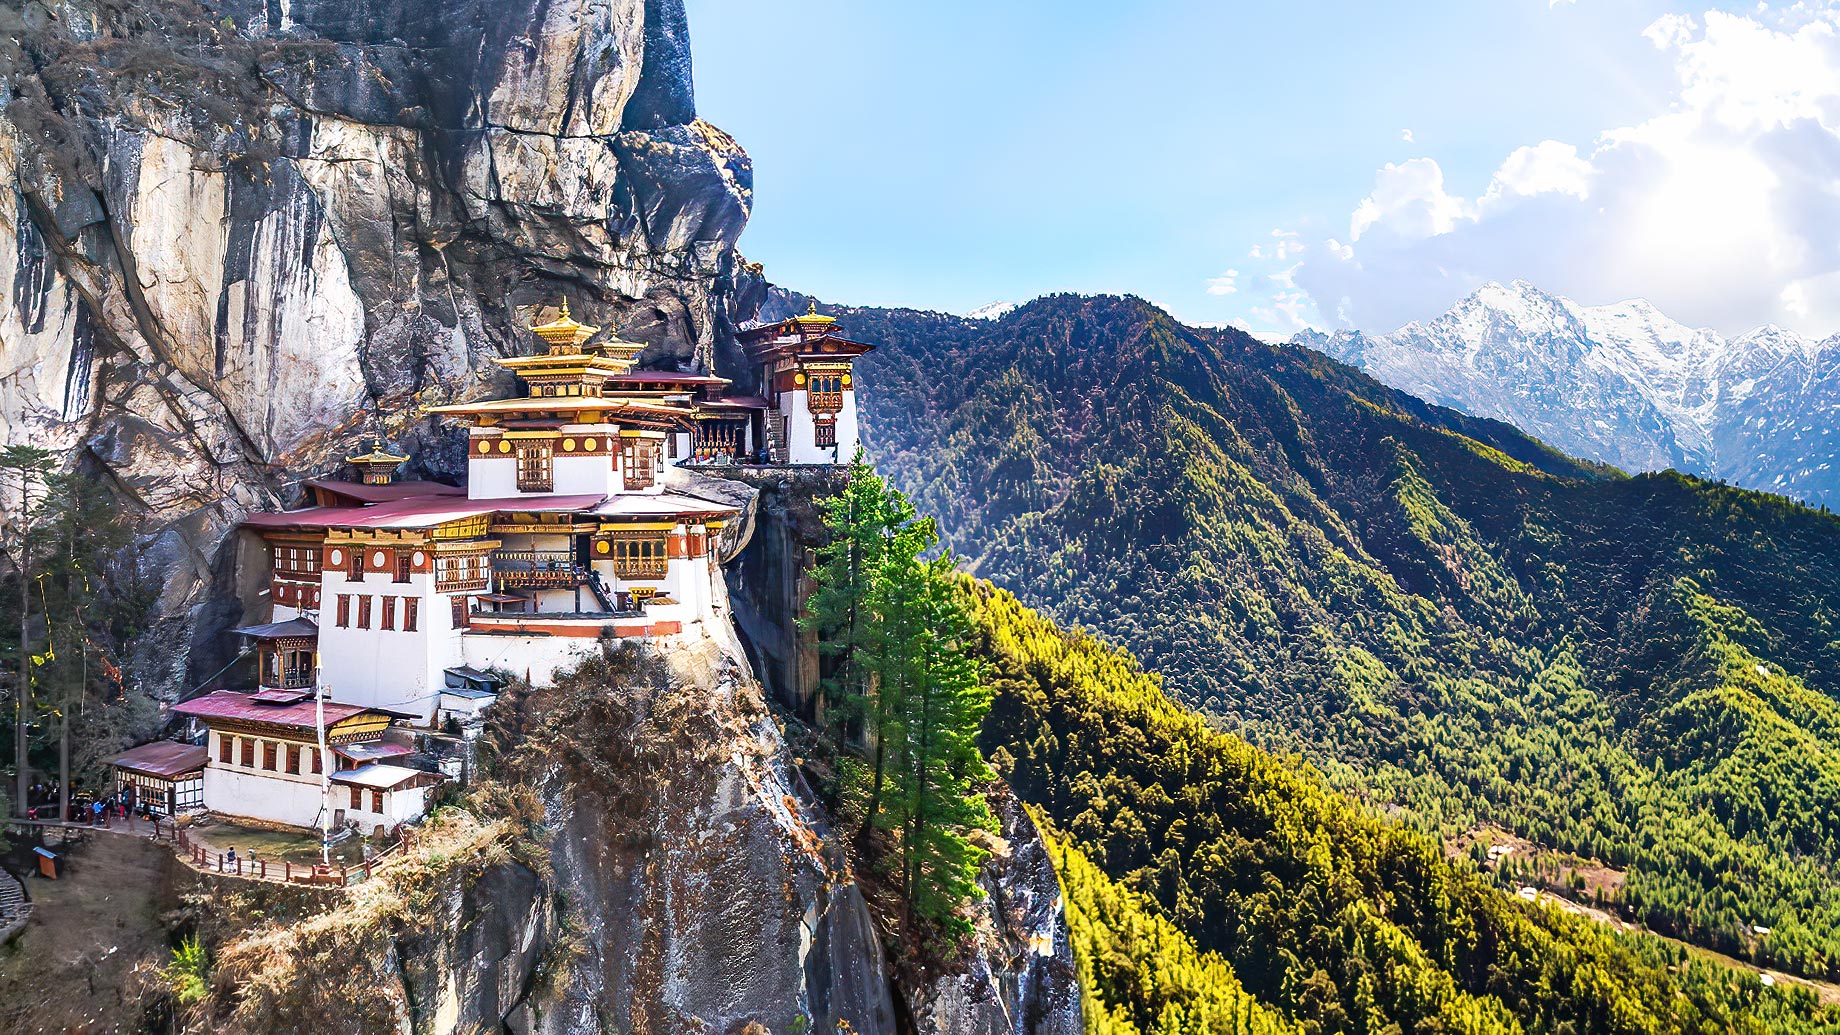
[530,297,599,352]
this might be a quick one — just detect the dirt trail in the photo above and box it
[0,831,181,1033]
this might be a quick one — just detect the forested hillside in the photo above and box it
[827,292,1840,979]
[969,583,1840,1035]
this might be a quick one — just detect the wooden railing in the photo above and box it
[175,825,413,888]
[493,550,585,588]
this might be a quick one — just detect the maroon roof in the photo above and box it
[606,372,730,386]
[305,479,466,504]
[110,741,209,778]
[243,492,608,532]
[334,741,413,764]
[699,395,771,410]
[173,690,373,730]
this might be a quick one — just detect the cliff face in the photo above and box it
[0,0,754,692]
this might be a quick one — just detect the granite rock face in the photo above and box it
[1,0,752,692]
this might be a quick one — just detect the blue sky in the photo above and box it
[684,1,1840,338]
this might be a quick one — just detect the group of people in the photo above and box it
[21,783,147,826]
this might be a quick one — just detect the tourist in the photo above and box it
[91,799,105,826]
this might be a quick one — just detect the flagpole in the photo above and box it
[316,660,331,868]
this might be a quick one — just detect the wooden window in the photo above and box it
[263,742,277,771]
[219,734,232,764]
[621,440,659,489]
[240,738,255,768]
[516,442,553,492]
[349,786,362,810]
[336,594,351,628]
[814,421,838,448]
[371,789,385,813]
[606,533,669,578]
[347,549,364,580]
[381,596,396,631]
[394,551,412,583]
[404,597,419,632]
[806,371,845,413]
[311,748,323,774]
[452,596,469,628]
[357,596,372,629]
[287,745,300,774]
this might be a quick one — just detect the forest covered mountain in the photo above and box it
[969,583,1840,1034]
[828,291,1840,985]
[1293,281,1840,509]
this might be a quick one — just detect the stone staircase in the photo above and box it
[766,412,788,463]
[0,867,30,945]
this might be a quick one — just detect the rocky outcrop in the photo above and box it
[909,786,1082,1035]
[1,0,753,693]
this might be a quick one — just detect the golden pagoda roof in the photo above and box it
[529,298,599,352]
[793,301,837,328]
[424,396,695,428]
[347,438,408,465]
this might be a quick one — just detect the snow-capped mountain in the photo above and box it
[1293,281,1840,508]
[966,300,1019,321]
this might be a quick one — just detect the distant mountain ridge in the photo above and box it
[1293,281,1840,507]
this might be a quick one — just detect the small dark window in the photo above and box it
[287,745,301,774]
[371,789,385,813]
[241,739,255,768]
[381,596,396,631]
[349,786,362,809]
[357,596,372,629]
[404,597,419,632]
[337,594,351,627]
[263,743,277,771]
[219,735,232,764]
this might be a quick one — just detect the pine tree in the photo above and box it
[806,459,999,939]
[898,553,997,938]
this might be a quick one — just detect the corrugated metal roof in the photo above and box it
[233,617,319,640]
[172,690,373,729]
[303,479,466,503]
[109,741,209,778]
[330,763,434,789]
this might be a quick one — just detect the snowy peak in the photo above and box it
[966,301,1019,321]
[1291,284,1840,508]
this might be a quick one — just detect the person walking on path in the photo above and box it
[91,799,105,826]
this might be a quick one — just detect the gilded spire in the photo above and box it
[794,300,837,328]
[347,437,409,485]
[530,297,598,352]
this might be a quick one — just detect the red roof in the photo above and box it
[173,690,373,730]
[304,479,466,504]
[110,741,209,778]
[243,492,609,532]
[606,372,730,386]
[699,395,771,410]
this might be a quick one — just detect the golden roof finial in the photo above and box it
[530,297,598,352]
[795,300,837,328]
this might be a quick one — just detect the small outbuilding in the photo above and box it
[109,741,209,817]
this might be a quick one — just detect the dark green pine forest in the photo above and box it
[823,292,1840,984]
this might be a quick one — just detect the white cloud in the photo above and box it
[1479,140,1595,209]
[1263,6,1840,336]
[1348,157,1472,243]
[1205,269,1240,295]
[1401,128,1415,143]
